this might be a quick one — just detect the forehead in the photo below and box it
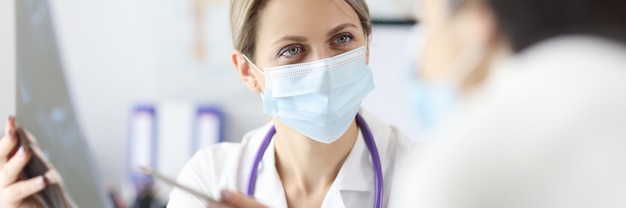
[256,0,362,38]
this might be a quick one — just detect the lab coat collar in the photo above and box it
[241,123,288,207]
[335,109,392,193]
[254,133,290,207]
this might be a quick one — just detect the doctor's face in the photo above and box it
[251,0,368,88]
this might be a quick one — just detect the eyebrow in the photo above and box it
[327,23,358,37]
[271,23,359,46]
[273,36,308,46]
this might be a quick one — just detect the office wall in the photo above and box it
[50,0,158,192]
[0,0,15,118]
[364,25,420,141]
[50,0,267,197]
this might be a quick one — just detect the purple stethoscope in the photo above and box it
[246,113,384,208]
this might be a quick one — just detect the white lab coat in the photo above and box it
[168,110,420,208]
[392,36,626,208]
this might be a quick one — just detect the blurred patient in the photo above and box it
[393,0,626,207]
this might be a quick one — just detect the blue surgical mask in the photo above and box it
[243,46,375,144]
[409,26,484,134]
[408,67,458,133]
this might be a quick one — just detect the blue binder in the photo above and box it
[191,106,224,153]
[128,105,157,186]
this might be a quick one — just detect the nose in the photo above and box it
[308,46,335,62]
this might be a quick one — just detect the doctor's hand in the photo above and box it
[215,190,268,208]
[0,116,53,208]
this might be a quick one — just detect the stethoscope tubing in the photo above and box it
[245,113,383,208]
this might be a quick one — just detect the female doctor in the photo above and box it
[167,0,417,207]
[0,0,417,207]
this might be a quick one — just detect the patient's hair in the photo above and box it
[454,0,626,52]
[229,0,372,61]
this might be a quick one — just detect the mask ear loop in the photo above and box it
[242,54,265,76]
[242,54,267,118]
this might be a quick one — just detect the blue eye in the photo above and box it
[333,34,353,44]
[279,46,303,57]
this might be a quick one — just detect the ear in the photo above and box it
[231,50,263,93]
[478,4,501,47]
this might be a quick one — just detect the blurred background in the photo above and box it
[1,0,423,207]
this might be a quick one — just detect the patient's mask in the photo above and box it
[410,26,484,134]
[409,67,458,133]
[243,46,375,144]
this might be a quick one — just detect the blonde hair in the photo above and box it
[230,0,372,61]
